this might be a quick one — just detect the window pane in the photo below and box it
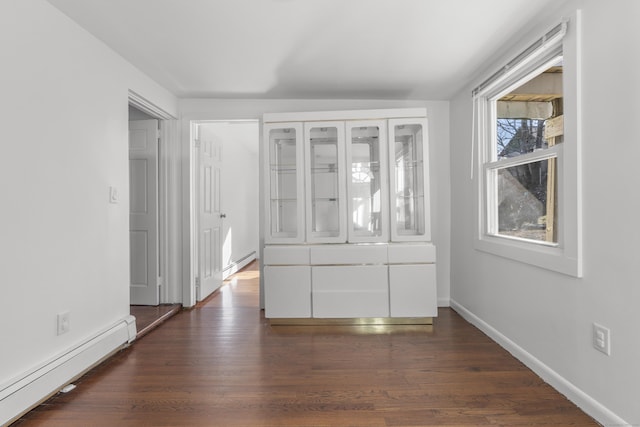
[496,62,563,159]
[496,158,557,244]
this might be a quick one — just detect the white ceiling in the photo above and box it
[47,0,560,100]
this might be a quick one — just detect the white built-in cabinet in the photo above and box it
[263,109,436,321]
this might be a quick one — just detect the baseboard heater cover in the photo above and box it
[222,251,256,279]
[0,315,136,426]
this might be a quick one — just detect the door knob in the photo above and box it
[220,213,226,218]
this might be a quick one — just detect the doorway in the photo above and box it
[128,96,183,335]
[190,120,260,303]
[127,91,180,307]
[128,107,160,305]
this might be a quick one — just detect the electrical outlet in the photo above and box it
[592,323,610,356]
[57,311,70,335]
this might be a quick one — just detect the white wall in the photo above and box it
[180,99,451,308]
[0,0,177,417]
[129,105,156,121]
[198,122,260,270]
[449,0,640,425]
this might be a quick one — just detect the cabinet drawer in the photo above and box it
[311,265,388,317]
[264,245,310,265]
[313,291,389,318]
[310,244,387,265]
[388,243,436,264]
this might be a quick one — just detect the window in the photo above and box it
[473,18,582,277]
[490,58,562,245]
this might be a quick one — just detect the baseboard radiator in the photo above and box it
[222,251,256,280]
[0,315,136,426]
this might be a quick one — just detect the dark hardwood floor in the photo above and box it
[15,261,597,426]
[130,303,182,338]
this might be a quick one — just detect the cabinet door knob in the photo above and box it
[220,213,226,218]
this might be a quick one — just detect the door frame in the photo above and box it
[182,117,262,308]
[128,90,179,305]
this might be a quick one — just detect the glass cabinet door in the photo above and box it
[264,123,305,243]
[304,122,346,243]
[345,121,388,242]
[388,118,431,242]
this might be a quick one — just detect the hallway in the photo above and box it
[15,262,596,426]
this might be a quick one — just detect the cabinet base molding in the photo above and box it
[269,317,433,326]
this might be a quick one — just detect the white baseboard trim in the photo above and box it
[222,252,257,280]
[449,299,630,427]
[437,297,450,307]
[0,315,136,426]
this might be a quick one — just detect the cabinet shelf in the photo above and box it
[270,198,298,203]
[394,194,425,199]
[270,165,297,171]
[351,162,380,170]
[310,168,338,174]
[394,160,424,167]
[312,198,339,203]
[309,138,338,144]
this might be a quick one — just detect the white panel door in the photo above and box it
[197,134,223,301]
[129,119,159,305]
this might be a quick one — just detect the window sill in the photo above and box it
[474,234,582,278]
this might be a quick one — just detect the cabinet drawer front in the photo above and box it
[389,264,437,317]
[264,245,310,265]
[388,243,436,264]
[311,265,389,318]
[313,291,389,318]
[310,245,387,265]
[264,266,311,318]
[312,265,387,292]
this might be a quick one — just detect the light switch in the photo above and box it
[109,186,119,204]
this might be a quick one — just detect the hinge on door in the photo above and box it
[194,139,201,149]
[195,277,200,288]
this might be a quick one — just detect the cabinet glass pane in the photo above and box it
[309,126,340,237]
[393,124,425,236]
[350,126,382,237]
[269,127,298,237]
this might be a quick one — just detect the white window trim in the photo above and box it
[473,12,582,278]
